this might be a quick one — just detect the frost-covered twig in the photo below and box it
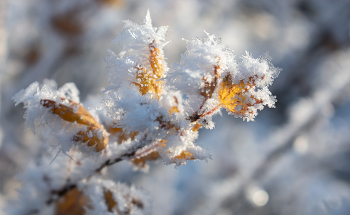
[10,11,279,214]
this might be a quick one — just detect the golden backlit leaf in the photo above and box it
[219,74,263,117]
[133,66,160,97]
[41,99,108,151]
[133,40,164,99]
[73,128,108,152]
[191,121,202,132]
[173,150,195,161]
[149,40,164,80]
[169,107,178,115]
[41,99,100,128]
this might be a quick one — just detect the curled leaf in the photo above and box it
[41,99,108,151]
[41,99,99,127]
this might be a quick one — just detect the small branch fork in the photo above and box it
[46,133,151,206]
[189,59,222,123]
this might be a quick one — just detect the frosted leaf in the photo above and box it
[158,130,212,166]
[12,80,108,154]
[235,52,280,86]
[170,32,235,97]
[220,52,280,121]
[12,80,80,132]
[106,10,169,90]
[7,150,151,215]
[170,32,279,123]
[80,178,151,215]
[105,85,166,133]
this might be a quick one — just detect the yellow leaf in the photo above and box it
[169,107,178,115]
[219,74,263,117]
[73,128,108,152]
[149,40,164,80]
[41,99,99,128]
[191,121,202,131]
[132,40,164,99]
[41,99,108,151]
[173,150,195,161]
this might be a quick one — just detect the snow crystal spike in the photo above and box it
[144,9,152,27]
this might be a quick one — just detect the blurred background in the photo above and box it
[1,0,350,214]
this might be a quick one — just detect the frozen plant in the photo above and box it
[10,11,279,214]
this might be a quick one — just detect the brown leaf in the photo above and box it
[104,190,121,214]
[106,126,138,144]
[41,99,108,151]
[55,188,88,215]
[131,151,161,168]
[41,99,100,127]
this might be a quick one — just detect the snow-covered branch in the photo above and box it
[9,11,279,214]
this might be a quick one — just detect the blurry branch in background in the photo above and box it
[275,0,350,104]
[0,0,8,113]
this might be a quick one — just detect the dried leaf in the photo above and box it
[56,188,88,215]
[219,74,263,117]
[41,99,108,151]
[191,121,202,131]
[132,40,164,99]
[106,126,138,144]
[131,151,160,168]
[104,190,119,213]
[173,150,195,161]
